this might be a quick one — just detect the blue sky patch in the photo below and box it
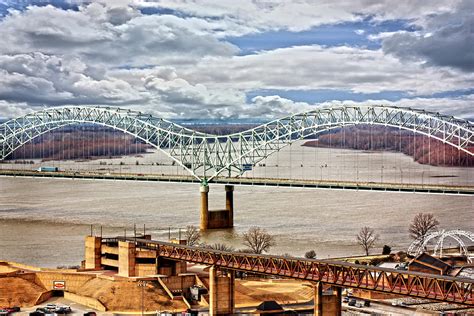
[228,19,417,55]
[0,0,78,17]
[247,88,474,105]
[247,89,409,103]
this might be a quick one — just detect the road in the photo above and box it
[11,297,111,316]
[343,301,415,315]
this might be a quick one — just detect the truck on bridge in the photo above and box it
[37,166,59,172]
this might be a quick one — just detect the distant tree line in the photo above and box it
[191,124,258,135]
[8,128,149,160]
[185,225,275,255]
[8,124,259,160]
[303,126,473,167]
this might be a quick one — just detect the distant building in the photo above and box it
[84,235,187,277]
[377,262,400,270]
[408,253,451,275]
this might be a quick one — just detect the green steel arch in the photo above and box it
[1,105,473,181]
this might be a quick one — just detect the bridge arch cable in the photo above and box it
[0,105,473,182]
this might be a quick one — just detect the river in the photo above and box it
[0,147,473,267]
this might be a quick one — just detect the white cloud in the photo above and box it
[323,95,474,119]
[240,94,474,120]
[0,3,238,67]
[0,1,472,120]
[374,0,474,72]
[135,0,462,34]
[180,45,474,95]
[0,53,143,105]
[244,95,313,118]
[0,100,33,119]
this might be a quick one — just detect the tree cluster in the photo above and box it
[304,126,473,167]
[9,129,148,160]
[184,225,276,255]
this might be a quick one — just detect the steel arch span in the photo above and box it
[1,105,473,181]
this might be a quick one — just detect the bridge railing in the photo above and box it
[104,237,474,305]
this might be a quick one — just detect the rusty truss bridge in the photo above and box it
[1,104,473,183]
[107,237,474,306]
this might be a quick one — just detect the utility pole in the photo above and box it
[138,280,148,316]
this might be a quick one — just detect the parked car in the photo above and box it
[343,296,350,303]
[0,309,9,316]
[348,298,357,306]
[29,312,44,316]
[356,302,364,308]
[35,308,47,313]
[4,306,21,313]
[35,308,52,315]
[364,300,371,307]
[45,304,56,309]
[56,306,72,315]
[83,312,96,316]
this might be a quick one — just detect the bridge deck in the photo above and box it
[106,237,474,305]
[1,169,473,195]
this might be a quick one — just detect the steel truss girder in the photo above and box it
[107,237,474,305]
[1,105,473,181]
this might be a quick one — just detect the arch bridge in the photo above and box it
[1,105,473,182]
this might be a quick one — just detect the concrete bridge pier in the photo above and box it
[84,236,101,270]
[209,266,235,315]
[225,185,234,227]
[314,282,342,316]
[314,281,323,316]
[200,185,210,230]
[200,184,235,230]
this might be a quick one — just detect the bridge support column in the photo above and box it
[118,241,136,277]
[209,266,235,315]
[334,286,342,316]
[314,283,342,316]
[200,184,209,230]
[84,236,101,270]
[200,185,235,230]
[314,281,323,316]
[225,185,234,227]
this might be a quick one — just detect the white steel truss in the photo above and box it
[408,230,474,262]
[1,105,473,182]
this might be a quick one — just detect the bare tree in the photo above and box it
[242,226,276,254]
[185,225,200,246]
[356,226,379,256]
[409,213,440,245]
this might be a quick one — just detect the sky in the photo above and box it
[0,0,473,120]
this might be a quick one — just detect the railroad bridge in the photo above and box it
[88,237,474,315]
